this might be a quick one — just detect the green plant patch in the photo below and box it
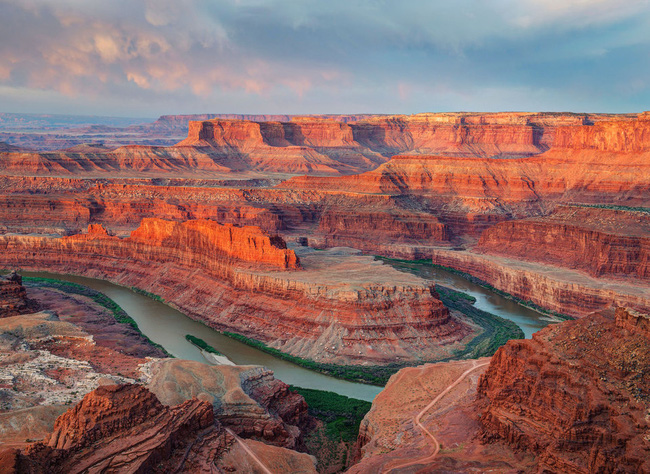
[290,386,371,443]
[221,331,403,385]
[130,287,165,302]
[185,334,223,356]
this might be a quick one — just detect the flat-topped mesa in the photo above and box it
[128,218,300,270]
[178,112,607,162]
[283,115,650,203]
[177,117,355,148]
[4,112,645,179]
[552,115,650,152]
[179,118,266,150]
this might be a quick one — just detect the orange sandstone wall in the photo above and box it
[552,116,650,151]
[477,207,650,281]
[477,311,650,473]
[127,218,299,270]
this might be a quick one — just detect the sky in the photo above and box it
[1,0,649,117]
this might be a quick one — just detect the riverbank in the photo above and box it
[22,276,171,356]
[13,270,530,388]
[377,257,574,321]
[14,271,384,401]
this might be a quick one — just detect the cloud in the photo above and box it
[0,0,648,115]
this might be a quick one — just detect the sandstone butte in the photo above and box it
[349,307,649,473]
[0,383,317,473]
[0,219,473,365]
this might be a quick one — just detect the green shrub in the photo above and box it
[130,287,165,302]
[289,386,371,442]
[185,334,223,356]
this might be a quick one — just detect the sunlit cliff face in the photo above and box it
[0,0,649,115]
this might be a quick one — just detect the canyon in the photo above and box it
[0,219,474,366]
[0,273,318,472]
[2,112,648,318]
[0,110,649,472]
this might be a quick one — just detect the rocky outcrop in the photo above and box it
[0,271,32,317]
[477,206,650,281]
[73,219,299,270]
[145,359,311,449]
[476,310,650,473]
[348,309,650,473]
[0,224,471,365]
[0,311,144,412]
[1,383,317,473]
[129,218,299,270]
[615,306,650,339]
[4,384,229,473]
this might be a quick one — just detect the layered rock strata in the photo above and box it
[145,359,312,449]
[0,113,648,326]
[478,206,650,281]
[1,383,316,473]
[0,220,471,365]
[5,111,637,178]
[477,308,650,473]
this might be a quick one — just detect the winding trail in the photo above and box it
[383,360,490,473]
[225,428,273,474]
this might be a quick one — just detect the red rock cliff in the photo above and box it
[476,310,650,473]
[552,116,650,152]
[6,384,228,473]
[430,248,650,317]
[128,218,299,270]
[477,206,650,282]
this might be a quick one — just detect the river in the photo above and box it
[22,265,554,402]
[23,271,383,402]
[381,260,555,338]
